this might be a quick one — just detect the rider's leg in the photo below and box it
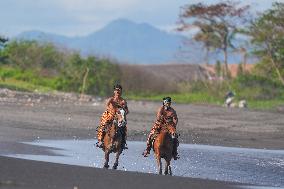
[121,126,128,149]
[96,110,114,148]
[96,124,105,148]
[143,122,160,157]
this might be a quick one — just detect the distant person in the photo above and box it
[225,91,235,99]
[142,97,179,160]
[225,91,235,107]
[96,84,129,149]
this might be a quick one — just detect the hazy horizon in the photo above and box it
[1,0,283,38]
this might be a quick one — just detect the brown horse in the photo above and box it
[102,108,126,169]
[153,125,175,175]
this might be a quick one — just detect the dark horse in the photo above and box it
[102,108,126,169]
[153,125,176,175]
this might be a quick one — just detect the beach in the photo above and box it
[0,90,283,188]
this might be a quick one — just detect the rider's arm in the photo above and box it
[123,100,129,114]
[173,109,178,126]
[105,98,113,109]
[156,106,164,122]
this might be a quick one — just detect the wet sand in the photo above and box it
[0,91,283,189]
[0,99,283,149]
[0,156,243,189]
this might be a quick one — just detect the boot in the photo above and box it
[142,146,151,157]
[96,130,105,148]
[173,151,180,160]
[122,142,128,150]
[96,141,104,148]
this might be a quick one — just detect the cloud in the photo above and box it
[44,0,143,34]
[55,0,140,11]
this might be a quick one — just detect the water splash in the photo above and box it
[4,140,284,188]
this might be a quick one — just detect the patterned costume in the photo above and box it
[145,106,178,148]
[97,96,128,145]
[144,102,179,159]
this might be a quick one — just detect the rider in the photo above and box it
[142,97,179,160]
[225,91,235,99]
[96,84,129,149]
[225,91,235,107]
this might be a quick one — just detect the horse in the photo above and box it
[102,108,126,169]
[224,97,248,108]
[153,125,175,175]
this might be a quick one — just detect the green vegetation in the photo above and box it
[0,2,284,110]
[0,66,56,92]
[178,1,250,77]
[126,74,284,110]
[0,40,121,96]
[127,92,222,105]
[127,92,284,110]
[248,2,284,86]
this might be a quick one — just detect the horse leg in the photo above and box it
[164,161,168,175]
[104,151,110,169]
[156,155,162,175]
[113,151,121,170]
[169,164,172,176]
[165,159,172,176]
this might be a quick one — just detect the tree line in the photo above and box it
[178,1,284,86]
[0,40,121,96]
[0,1,283,101]
[0,40,174,96]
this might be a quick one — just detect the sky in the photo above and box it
[1,0,283,37]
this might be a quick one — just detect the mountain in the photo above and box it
[17,30,71,44]
[16,19,194,64]
[15,19,255,64]
[80,19,188,63]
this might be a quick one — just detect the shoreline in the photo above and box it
[0,99,283,150]
[0,155,243,189]
[0,89,283,188]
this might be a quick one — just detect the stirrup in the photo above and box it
[173,153,180,160]
[122,143,128,150]
[142,149,150,157]
[96,141,104,148]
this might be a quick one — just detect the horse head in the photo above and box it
[165,124,177,139]
[111,108,126,147]
[116,108,127,128]
[106,108,126,138]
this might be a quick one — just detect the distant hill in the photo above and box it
[120,64,212,82]
[15,18,256,64]
[203,64,254,78]
[16,19,195,64]
[119,63,255,89]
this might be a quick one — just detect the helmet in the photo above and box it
[163,97,171,104]
[114,84,122,90]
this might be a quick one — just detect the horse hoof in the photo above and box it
[113,163,118,169]
[104,164,109,169]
